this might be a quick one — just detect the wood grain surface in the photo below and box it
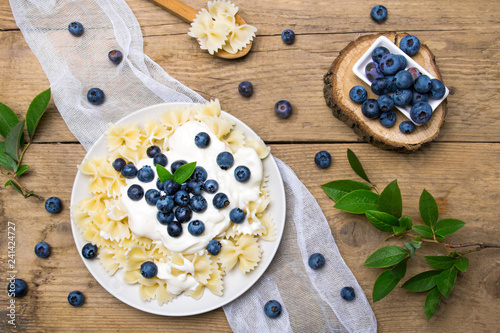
[1,0,499,332]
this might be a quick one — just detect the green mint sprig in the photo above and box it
[156,161,196,184]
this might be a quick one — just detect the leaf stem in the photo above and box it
[0,168,43,200]
[418,238,500,256]
[17,140,32,168]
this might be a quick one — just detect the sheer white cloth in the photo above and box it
[10,1,377,331]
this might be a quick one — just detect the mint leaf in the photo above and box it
[364,246,409,268]
[412,224,434,238]
[347,149,371,183]
[156,164,173,183]
[424,287,442,320]
[425,256,455,270]
[173,161,196,184]
[454,257,469,272]
[5,120,25,162]
[26,88,51,140]
[15,165,29,177]
[419,189,439,227]
[365,210,400,232]
[378,180,402,218]
[400,216,412,230]
[436,267,458,298]
[433,218,465,237]
[0,102,19,138]
[372,260,407,302]
[334,189,379,214]
[401,270,441,292]
[321,180,371,202]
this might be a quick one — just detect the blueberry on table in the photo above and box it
[204,179,219,194]
[137,165,154,183]
[370,5,388,23]
[234,166,251,182]
[81,243,98,259]
[216,152,234,170]
[365,62,384,82]
[167,221,183,237]
[207,239,222,255]
[379,110,397,128]
[430,79,446,99]
[274,100,293,119]
[238,81,254,97]
[371,46,389,63]
[127,184,144,201]
[157,211,174,225]
[377,94,394,112]
[45,196,62,214]
[410,102,433,124]
[314,151,332,169]
[188,220,205,236]
[34,241,51,258]
[140,261,158,279]
[281,29,295,44]
[195,132,211,148]
[153,153,168,167]
[87,88,105,105]
[175,206,192,223]
[147,145,162,158]
[8,278,28,298]
[349,85,367,104]
[230,208,246,223]
[414,75,432,94]
[264,300,282,318]
[145,189,161,206]
[361,99,381,119]
[108,49,123,65]
[170,160,187,173]
[68,21,84,37]
[399,35,420,56]
[213,193,230,209]
[68,291,85,306]
[190,195,208,213]
[164,179,180,195]
[379,54,402,75]
[308,253,326,270]
[394,70,413,89]
[399,121,415,134]
[340,286,356,301]
[121,163,137,178]
[393,89,413,107]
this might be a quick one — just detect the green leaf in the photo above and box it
[424,287,442,320]
[410,238,422,249]
[156,164,173,183]
[0,102,19,138]
[454,257,469,272]
[334,189,379,214]
[372,260,407,302]
[378,180,402,218]
[400,216,412,230]
[392,226,407,234]
[365,210,400,232]
[5,120,25,162]
[391,259,408,279]
[0,151,17,170]
[402,270,441,292]
[412,224,434,238]
[419,189,439,227]
[26,88,51,140]
[347,148,371,183]
[425,256,456,270]
[321,180,371,202]
[364,246,409,268]
[434,218,466,237]
[173,161,196,184]
[15,164,29,177]
[436,267,458,298]
[404,242,415,259]
[4,180,24,196]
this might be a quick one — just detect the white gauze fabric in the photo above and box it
[10,1,377,332]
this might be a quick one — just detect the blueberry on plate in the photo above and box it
[204,179,219,194]
[238,81,254,97]
[365,62,384,82]
[195,132,211,148]
[190,195,208,213]
[308,253,326,270]
[112,158,126,172]
[217,152,234,170]
[156,178,165,190]
[264,300,282,318]
[281,29,295,44]
[147,145,162,158]
[370,77,391,96]
[157,211,174,225]
[411,90,429,105]
[8,278,28,298]
[175,206,192,223]
[361,99,381,119]
[187,180,204,195]
[379,54,402,75]
[371,46,389,64]
[349,85,367,103]
[394,70,413,89]
[34,241,51,258]
[81,243,98,259]
[45,196,63,214]
[188,220,205,236]
[68,21,84,37]
[170,160,187,173]
[140,261,158,279]
[68,290,85,306]
[393,89,413,107]
[377,94,394,112]
[137,165,154,183]
[153,153,168,167]
[174,190,190,207]
[379,110,397,128]
[314,151,331,169]
[127,184,144,201]
[167,221,183,237]
[163,179,180,195]
[407,67,421,81]
[429,79,446,99]
[213,193,230,209]
[87,88,105,105]
[370,5,388,23]
[145,189,161,206]
[340,286,356,301]
[414,75,432,94]
[234,166,251,182]
[396,54,407,70]
[157,196,175,212]
[399,35,420,56]
[121,163,137,178]
[274,100,293,119]
[108,49,123,65]
[191,166,208,182]
[399,120,415,134]
[230,208,246,224]
[207,239,222,255]
[410,102,433,124]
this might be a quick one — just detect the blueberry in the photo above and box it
[361,99,381,119]
[174,190,190,207]
[314,151,332,168]
[34,241,51,258]
[190,195,208,213]
[234,166,251,182]
[371,77,391,95]
[156,196,174,212]
[230,208,246,224]
[377,94,394,112]
[121,163,137,178]
[207,239,222,255]
[137,165,155,183]
[393,89,413,106]
[370,5,388,23]
[407,67,421,81]
[140,261,158,279]
[238,81,254,97]
[217,152,234,170]
[394,70,413,89]
[195,132,211,148]
[399,35,420,56]
[281,29,295,44]
[187,180,204,195]
[171,160,187,173]
[147,145,162,158]
[68,21,84,37]
[410,102,433,124]
[379,110,397,128]
[188,220,205,236]
[364,62,384,82]
[411,90,429,105]
[153,153,168,167]
[414,75,432,94]
[191,166,208,181]
[156,178,164,191]
[8,278,27,298]
[308,253,326,270]
[213,193,230,209]
[157,210,174,225]
[163,179,180,195]
[45,196,63,214]
[175,206,192,223]
[396,54,407,70]
[379,54,402,75]
[264,300,282,318]
[399,120,415,134]
[274,100,293,119]
[68,291,85,306]
[385,75,398,93]
[349,85,367,104]
[429,79,446,99]
[87,88,105,105]
[127,184,144,201]
[371,46,390,64]
[204,179,219,194]
[167,221,183,237]
[340,286,356,301]
[112,158,126,172]
[81,243,98,259]
[143,189,160,206]
[108,49,123,65]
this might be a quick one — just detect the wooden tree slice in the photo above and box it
[323,32,447,152]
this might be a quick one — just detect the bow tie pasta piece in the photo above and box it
[188,8,229,55]
[222,24,257,54]
[208,0,238,17]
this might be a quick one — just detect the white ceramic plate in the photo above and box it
[352,35,449,125]
[70,103,286,316]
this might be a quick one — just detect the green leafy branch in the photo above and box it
[321,149,500,320]
[0,89,51,200]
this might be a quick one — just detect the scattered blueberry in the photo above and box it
[167,221,183,237]
[34,242,51,258]
[377,94,394,112]
[349,86,367,104]
[281,29,295,44]
[195,132,211,148]
[68,291,85,306]
[190,195,208,213]
[410,102,433,124]
[140,261,158,279]
[121,163,137,178]
[68,21,84,37]
[164,179,180,195]
[361,99,381,119]
[396,54,407,70]
[187,180,204,195]
[393,89,413,106]
[127,184,144,201]
[217,152,234,170]
[147,145,162,158]
[365,62,384,82]
[429,79,446,99]
[81,243,98,259]
[174,190,190,207]
[230,208,246,224]
[153,153,168,167]
[379,54,402,75]
[137,165,155,183]
[145,189,161,206]
[87,88,105,105]
[156,196,175,212]
[238,81,254,97]
[379,110,397,128]
[411,90,429,105]
[213,193,230,209]
[170,160,187,173]
[394,70,413,89]
[8,278,27,298]
[399,120,415,134]
[414,75,432,94]
[308,253,326,270]
[204,179,219,193]
[157,211,174,225]
[371,77,391,95]
[191,166,208,182]
[175,206,193,223]
[407,67,421,81]
[370,5,388,23]
[108,49,123,65]
[188,220,205,236]
[274,100,293,119]
[45,196,63,214]
[371,46,390,64]
[340,286,356,301]
[207,239,222,255]
[314,150,332,168]
[399,35,420,56]
[264,300,282,318]
[112,158,126,172]
[234,166,251,182]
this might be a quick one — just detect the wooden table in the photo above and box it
[1,0,499,331]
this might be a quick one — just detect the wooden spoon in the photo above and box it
[148,0,253,59]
